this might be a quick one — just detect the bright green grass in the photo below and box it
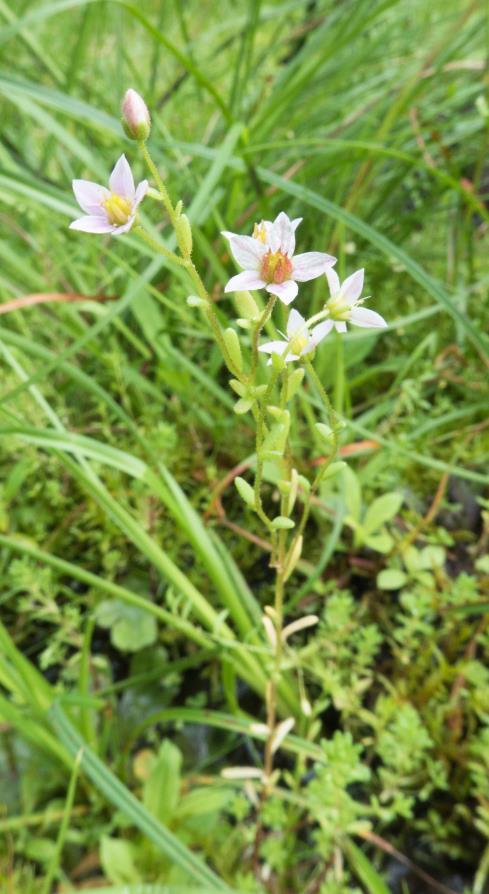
[0,0,488,891]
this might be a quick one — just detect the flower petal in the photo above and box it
[334,321,347,333]
[224,270,266,293]
[287,308,307,338]
[259,340,289,354]
[266,280,298,305]
[300,341,316,357]
[224,234,266,271]
[349,306,387,328]
[311,319,334,344]
[72,180,109,214]
[292,252,336,282]
[69,214,114,234]
[269,212,296,255]
[133,179,149,209]
[341,269,364,305]
[325,267,341,297]
[291,217,303,231]
[109,154,135,199]
[111,215,137,236]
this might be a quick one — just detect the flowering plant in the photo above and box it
[68,87,389,887]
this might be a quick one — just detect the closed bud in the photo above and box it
[235,476,256,508]
[186,295,208,307]
[283,535,303,582]
[224,328,242,371]
[175,213,193,257]
[121,88,151,141]
[234,291,260,321]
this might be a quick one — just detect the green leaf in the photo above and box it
[95,600,157,652]
[364,492,403,534]
[100,836,140,884]
[344,840,390,894]
[418,545,446,570]
[365,532,393,554]
[49,704,235,892]
[342,465,362,522]
[377,569,408,590]
[144,741,182,824]
[322,460,347,480]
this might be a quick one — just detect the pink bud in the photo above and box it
[121,88,151,141]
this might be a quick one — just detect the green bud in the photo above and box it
[224,328,243,371]
[234,291,260,321]
[287,468,299,515]
[187,295,208,307]
[233,398,253,415]
[271,516,295,530]
[286,367,305,402]
[175,213,193,257]
[235,476,256,508]
[283,535,303,581]
[229,379,246,396]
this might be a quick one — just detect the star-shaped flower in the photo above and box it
[222,212,336,305]
[320,268,387,333]
[259,309,331,363]
[69,154,148,235]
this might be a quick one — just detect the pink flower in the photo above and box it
[121,88,151,141]
[222,212,336,305]
[69,155,148,236]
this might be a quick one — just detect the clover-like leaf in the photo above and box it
[95,599,157,652]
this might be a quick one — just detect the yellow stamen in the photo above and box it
[103,193,132,226]
[253,221,268,243]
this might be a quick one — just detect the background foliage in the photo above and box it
[0,0,488,891]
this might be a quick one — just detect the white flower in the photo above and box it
[320,268,387,333]
[222,211,336,306]
[69,154,148,235]
[259,309,331,362]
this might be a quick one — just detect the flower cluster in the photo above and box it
[222,212,387,358]
[69,90,387,354]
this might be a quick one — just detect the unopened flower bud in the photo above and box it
[175,213,193,257]
[121,88,151,141]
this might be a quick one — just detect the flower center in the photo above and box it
[289,332,309,355]
[103,193,132,226]
[326,297,351,321]
[253,221,268,243]
[260,250,293,284]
